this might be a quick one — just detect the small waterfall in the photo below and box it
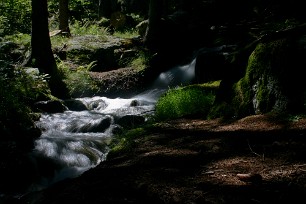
[151,57,196,89]
[29,57,197,192]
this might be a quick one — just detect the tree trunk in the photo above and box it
[59,0,70,35]
[31,0,56,75]
[31,0,69,98]
[144,0,163,50]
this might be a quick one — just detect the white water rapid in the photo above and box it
[29,57,196,191]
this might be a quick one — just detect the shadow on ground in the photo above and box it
[19,115,306,204]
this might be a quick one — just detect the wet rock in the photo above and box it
[130,99,139,106]
[88,99,107,110]
[34,100,67,113]
[64,99,88,111]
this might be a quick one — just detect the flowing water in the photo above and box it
[29,57,196,191]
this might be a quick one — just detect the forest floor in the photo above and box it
[21,114,306,204]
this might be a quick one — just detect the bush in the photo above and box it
[0,64,51,138]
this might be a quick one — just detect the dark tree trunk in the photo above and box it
[144,0,163,50]
[31,0,69,98]
[31,0,55,75]
[59,0,70,35]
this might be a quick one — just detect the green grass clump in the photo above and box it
[70,20,109,37]
[154,84,218,121]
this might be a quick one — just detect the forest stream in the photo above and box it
[27,57,197,192]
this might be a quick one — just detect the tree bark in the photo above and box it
[31,0,56,75]
[31,0,69,98]
[144,0,163,50]
[59,0,70,35]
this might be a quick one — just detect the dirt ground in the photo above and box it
[20,114,306,204]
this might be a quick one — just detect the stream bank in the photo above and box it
[19,114,306,204]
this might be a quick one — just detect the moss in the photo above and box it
[229,38,296,117]
[231,77,253,117]
[207,101,234,120]
[107,128,146,159]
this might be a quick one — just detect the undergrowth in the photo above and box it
[0,65,51,137]
[57,60,99,97]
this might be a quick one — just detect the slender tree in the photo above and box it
[30,0,68,98]
[59,0,70,36]
[144,0,164,50]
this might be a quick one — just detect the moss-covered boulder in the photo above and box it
[209,33,306,119]
[231,37,306,117]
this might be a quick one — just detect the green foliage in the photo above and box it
[129,50,151,71]
[57,60,99,97]
[155,84,216,121]
[48,0,99,22]
[3,33,31,46]
[130,55,146,71]
[70,20,109,36]
[50,35,69,48]
[69,0,99,21]
[113,29,139,39]
[0,65,51,136]
[0,16,8,35]
[0,34,31,66]
[0,0,31,36]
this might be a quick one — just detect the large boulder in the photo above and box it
[63,99,88,111]
[235,37,306,115]
[212,35,306,118]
